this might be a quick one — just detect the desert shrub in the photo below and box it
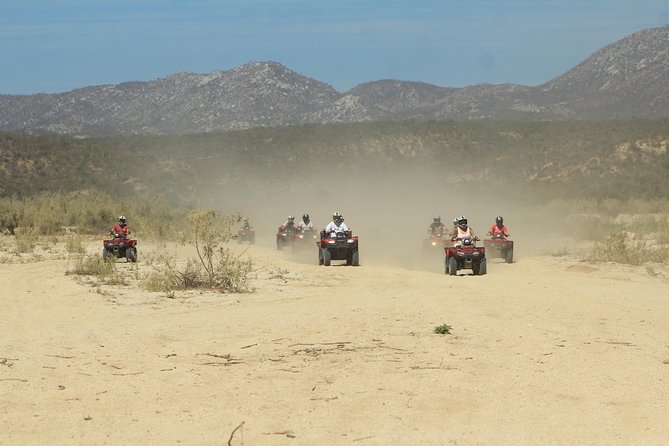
[570,214,624,242]
[142,211,254,293]
[0,191,185,238]
[65,234,86,255]
[590,232,669,265]
[69,254,113,275]
[14,227,37,253]
[0,200,19,235]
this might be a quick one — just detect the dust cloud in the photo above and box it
[203,161,569,270]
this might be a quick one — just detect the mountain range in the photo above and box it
[1,25,668,136]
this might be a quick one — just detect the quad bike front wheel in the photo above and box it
[323,249,331,266]
[448,257,457,276]
[505,249,513,264]
[477,258,487,275]
[125,247,137,263]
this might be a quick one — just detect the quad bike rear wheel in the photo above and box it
[505,249,513,264]
[102,249,110,261]
[323,249,331,266]
[276,238,283,250]
[352,251,359,267]
[318,248,324,265]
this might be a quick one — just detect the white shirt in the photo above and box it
[456,226,474,240]
[297,221,314,231]
[324,221,349,234]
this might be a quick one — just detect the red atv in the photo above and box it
[102,233,138,262]
[318,230,359,266]
[444,238,486,276]
[237,227,255,244]
[292,229,318,253]
[276,226,297,250]
[483,234,514,263]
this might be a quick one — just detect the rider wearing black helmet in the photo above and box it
[297,213,315,232]
[488,216,510,237]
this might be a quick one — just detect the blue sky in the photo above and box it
[1,0,667,94]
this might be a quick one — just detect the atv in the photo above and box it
[292,228,318,253]
[318,230,359,266]
[102,233,138,262]
[444,237,486,276]
[276,226,297,250]
[423,232,446,253]
[483,234,514,263]
[237,227,255,244]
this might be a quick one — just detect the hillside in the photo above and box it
[1,26,669,136]
[1,120,668,205]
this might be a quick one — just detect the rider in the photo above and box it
[488,216,510,238]
[450,216,477,244]
[324,211,349,235]
[279,215,296,231]
[110,215,130,237]
[428,215,446,235]
[297,213,315,232]
[241,217,252,230]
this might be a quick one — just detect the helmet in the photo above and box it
[333,211,343,223]
[288,215,295,221]
[118,215,126,224]
[453,217,458,224]
[496,216,504,225]
[433,215,441,223]
[303,213,310,222]
[458,216,468,227]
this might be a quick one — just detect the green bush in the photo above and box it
[434,324,453,335]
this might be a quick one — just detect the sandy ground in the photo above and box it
[1,237,668,445]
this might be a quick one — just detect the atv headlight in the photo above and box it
[457,252,465,257]
[328,240,336,244]
[473,252,480,256]
[347,239,355,243]
[431,242,437,246]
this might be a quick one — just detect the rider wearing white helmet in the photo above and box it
[110,215,131,237]
[280,215,296,231]
[324,211,349,235]
[428,215,446,235]
[450,216,477,242]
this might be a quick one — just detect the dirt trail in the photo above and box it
[1,240,668,445]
